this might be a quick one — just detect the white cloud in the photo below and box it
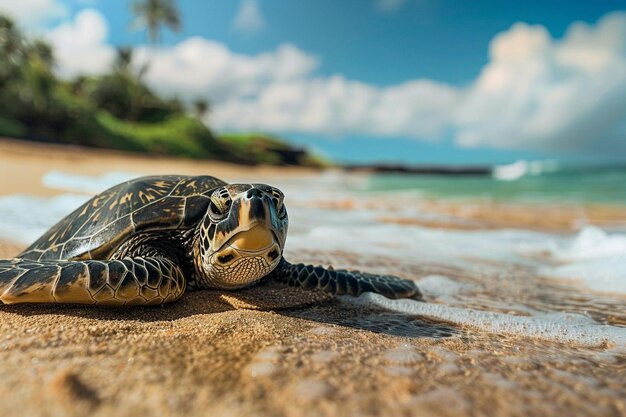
[46,9,115,78]
[454,11,626,151]
[376,0,407,13]
[0,0,67,28]
[135,37,457,138]
[233,0,265,33]
[136,39,318,102]
[211,77,459,138]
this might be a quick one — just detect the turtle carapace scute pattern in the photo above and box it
[0,175,422,306]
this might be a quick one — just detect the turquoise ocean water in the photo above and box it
[361,166,626,205]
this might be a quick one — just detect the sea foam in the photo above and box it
[42,171,141,194]
[346,294,626,348]
[0,171,141,244]
[544,226,626,262]
[534,226,626,294]
[286,220,626,295]
[0,194,89,244]
[541,256,626,294]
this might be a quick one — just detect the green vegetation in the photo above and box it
[218,133,329,167]
[0,14,324,167]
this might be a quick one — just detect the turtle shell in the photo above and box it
[19,175,226,261]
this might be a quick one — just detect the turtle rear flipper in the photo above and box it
[0,257,185,306]
[271,260,422,300]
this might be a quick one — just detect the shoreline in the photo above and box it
[2,137,625,233]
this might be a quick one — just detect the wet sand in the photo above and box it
[0,138,625,417]
[308,197,626,232]
[381,200,626,232]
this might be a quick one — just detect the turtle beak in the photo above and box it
[215,224,281,265]
[228,224,276,252]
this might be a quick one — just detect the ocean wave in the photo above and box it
[525,226,626,293]
[544,226,626,262]
[492,159,559,181]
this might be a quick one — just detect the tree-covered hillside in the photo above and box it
[0,15,325,167]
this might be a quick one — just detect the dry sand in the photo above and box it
[0,137,320,196]
[0,138,624,417]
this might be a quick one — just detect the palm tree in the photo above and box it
[193,98,210,119]
[0,15,22,56]
[114,46,133,74]
[29,40,54,68]
[0,15,25,85]
[130,0,181,45]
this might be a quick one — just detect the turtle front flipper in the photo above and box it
[271,259,422,300]
[0,257,185,306]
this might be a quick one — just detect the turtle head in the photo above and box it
[194,183,288,289]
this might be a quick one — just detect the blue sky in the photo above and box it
[96,0,623,85]
[2,0,625,165]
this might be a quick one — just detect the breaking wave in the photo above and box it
[492,159,559,181]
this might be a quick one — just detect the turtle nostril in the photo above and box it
[246,188,263,199]
[267,248,279,261]
[217,254,235,264]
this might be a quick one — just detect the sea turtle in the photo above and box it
[0,175,421,306]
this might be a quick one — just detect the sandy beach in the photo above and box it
[0,138,624,417]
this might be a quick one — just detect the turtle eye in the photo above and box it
[277,203,287,218]
[209,190,231,219]
[271,189,286,218]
